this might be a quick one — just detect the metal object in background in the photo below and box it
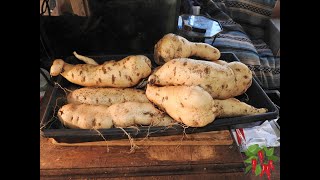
[177,14,222,43]
[192,6,200,15]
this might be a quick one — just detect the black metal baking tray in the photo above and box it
[40,52,279,143]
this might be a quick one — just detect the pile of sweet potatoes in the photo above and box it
[50,34,267,129]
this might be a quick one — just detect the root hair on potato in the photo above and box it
[40,117,58,131]
[173,123,190,150]
[40,97,65,131]
[127,125,140,133]
[53,97,66,117]
[179,123,190,139]
[243,93,249,102]
[93,129,110,152]
[139,124,153,142]
[118,127,139,153]
[54,82,73,96]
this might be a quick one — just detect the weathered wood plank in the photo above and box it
[40,131,244,179]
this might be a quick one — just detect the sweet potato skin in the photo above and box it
[154,33,220,65]
[108,102,175,127]
[50,55,152,88]
[57,103,113,129]
[151,58,252,99]
[67,87,149,106]
[146,84,217,127]
[57,102,174,129]
[226,62,252,96]
[214,98,268,118]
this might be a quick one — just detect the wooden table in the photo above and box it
[40,130,279,180]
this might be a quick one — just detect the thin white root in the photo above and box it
[73,51,99,65]
[40,117,57,131]
[174,123,190,150]
[118,127,139,153]
[40,96,65,131]
[127,125,141,133]
[93,129,110,152]
[243,93,249,102]
[139,124,153,142]
[43,83,71,130]
[180,123,190,139]
[54,82,72,96]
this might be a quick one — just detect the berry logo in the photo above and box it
[244,144,279,179]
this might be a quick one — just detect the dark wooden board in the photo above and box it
[40,131,244,179]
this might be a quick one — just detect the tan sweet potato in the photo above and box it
[150,58,252,99]
[146,84,217,127]
[57,102,175,129]
[154,33,220,65]
[57,103,113,129]
[50,55,152,88]
[145,83,267,127]
[214,98,268,118]
[67,87,149,106]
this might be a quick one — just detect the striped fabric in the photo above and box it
[200,0,279,89]
[211,0,276,39]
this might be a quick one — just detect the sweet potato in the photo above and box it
[57,103,113,129]
[214,98,268,118]
[145,83,268,127]
[57,102,175,129]
[146,84,217,127]
[50,55,152,88]
[154,33,220,65]
[150,58,252,99]
[67,87,149,106]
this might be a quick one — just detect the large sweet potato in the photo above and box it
[67,87,149,106]
[57,102,175,129]
[146,84,217,127]
[50,55,152,88]
[145,84,268,127]
[57,103,113,129]
[150,58,252,99]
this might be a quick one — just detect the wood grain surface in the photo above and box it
[40,130,245,179]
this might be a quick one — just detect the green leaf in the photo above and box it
[248,144,260,155]
[244,156,258,163]
[245,165,252,174]
[268,155,279,162]
[263,146,268,153]
[255,164,262,176]
[248,144,259,152]
[254,147,262,155]
[266,148,274,157]
[245,150,254,157]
